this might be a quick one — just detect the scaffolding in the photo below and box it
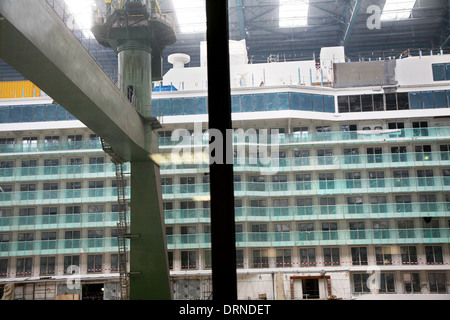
[101,138,130,300]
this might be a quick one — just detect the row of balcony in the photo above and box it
[1,200,449,231]
[0,127,449,156]
[157,127,450,148]
[2,176,450,204]
[167,228,450,250]
[2,152,450,182]
[0,237,126,257]
[1,229,449,257]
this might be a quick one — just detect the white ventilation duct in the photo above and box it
[168,53,191,69]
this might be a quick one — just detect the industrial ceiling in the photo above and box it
[1,0,449,81]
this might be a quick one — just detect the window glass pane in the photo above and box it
[254,94,265,111]
[231,95,241,113]
[397,93,409,110]
[278,93,289,110]
[432,64,446,81]
[409,92,422,109]
[195,97,207,114]
[183,98,195,115]
[301,93,312,111]
[34,105,45,122]
[313,95,324,112]
[324,96,334,113]
[422,91,434,109]
[373,94,384,111]
[45,104,57,121]
[338,96,349,113]
[172,99,183,115]
[56,105,68,120]
[11,106,22,122]
[151,99,159,116]
[242,95,253,112]
[290,92,301,110]
[22,106,33,122]
[0,107,10,123]
[265,93,277,111]
[361,95,373,112]
[349,95,361,112]
[385,93,397,110]
[160,99,171,115]
[434,91,447,108]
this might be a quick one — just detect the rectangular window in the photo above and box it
[16,257,33,277]
[403,273,420,293]
[429,273,447,293]
[252,249,269,268]
[425,246,444,265]
[343,148,359,164]
[64,256,80,274]
[346,172,361,189]
[272,175,288,191]
[379,273,395,293]
[180,177,196,193]
[393,170,410,187]
[415,145,432,161]
[317,149,333,165]
[295,174,311,190]
[369,171,385,188]
[351,247,368,266]
[353,274,370,293]
[397,220,415,239]
[432,63,449,81]
[338,96,349,113]
[0,259,8,277]
[294,149,310,166]
[349,222,365,239]
[299,248,316,267]
[319,173,334,189]
[370,195,387,213]
[367,147,382,163]
[87,255,102,273]
[298,222,314,241]
[417,169,434,187]
[88,158,103,175]
[40,256,56,275]
[391,146,407,162]
[323,247,340,266]
[373,220,390,239]
[321,222,338,240]
[376,246,392,265]
[419,194,437,213]
[401,246,418,265]
[275,249,291,268]
[320,197,336,215]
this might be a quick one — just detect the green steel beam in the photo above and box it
[0,0,154,162]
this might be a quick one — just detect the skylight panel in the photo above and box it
[380,0,416,21]
[279,0,310,28]
[172,0,206,33]
[64,0,96,37]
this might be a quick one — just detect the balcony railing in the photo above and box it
[166,228,450,249]
[158,126,450,149]
[0,237,127,257]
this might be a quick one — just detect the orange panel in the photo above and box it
[0,81,41,99]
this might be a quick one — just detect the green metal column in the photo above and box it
[117,41,152,117]
[90,0,176,299]
[129,161,170,300]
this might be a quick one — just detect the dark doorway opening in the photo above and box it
[82,283,104,300]
[302,279,319,299]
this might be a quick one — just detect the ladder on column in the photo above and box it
[101,138,130,300]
